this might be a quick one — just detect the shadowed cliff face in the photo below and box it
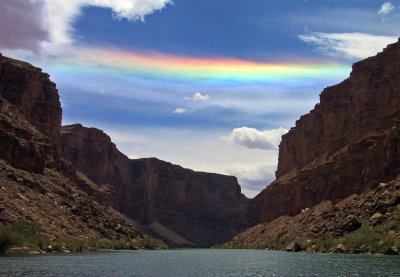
[61,124,249,247]
[0,54,150,242]
[0,54,61,173]
[250,38,400,225]
[0,54,61,144]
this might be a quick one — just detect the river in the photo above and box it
[1,249,400,276]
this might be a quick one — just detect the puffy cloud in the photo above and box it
[378,2,395,15]
[193,92,210,101]
[89,0,172,21]
[0,0,172,54]
[226,165,276,198]
[173,107,186,114]
[224,127,287,150]
[299,32,397,59]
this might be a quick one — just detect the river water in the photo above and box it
[1,249,400,276]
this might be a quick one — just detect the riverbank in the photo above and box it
[0,221,167,255]
[217,221,400,255]
[219,177,400,256]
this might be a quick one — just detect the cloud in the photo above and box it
[299,32,398,59]
[0,0,172,54]
[173,107,186,114]
[0,0,50,53]
[224,127,287,150]
[378,2,395,15]
[193,92,210,101]
[226,165,276,197]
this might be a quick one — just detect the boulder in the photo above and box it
[369,213,384,226]
[286,241,301,252]
[329,244,347,253]
[385,246,399,255]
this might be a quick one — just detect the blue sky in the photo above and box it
[0,0,399,197]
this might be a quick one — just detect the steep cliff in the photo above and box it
[61,124,249,247]
[0,54,62,144]
[0,54,156,248]
[250,38,400,225]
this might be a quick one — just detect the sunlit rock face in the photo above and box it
[250,38,400,225]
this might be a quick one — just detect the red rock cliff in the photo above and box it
[0,55,152,244]
[61,124,249,247]
[250,38,400,225]
[0,54,62,143]
[0,54,62,172]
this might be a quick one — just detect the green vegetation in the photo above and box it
[0,221,49,252]
[0,221,167,254]
[217,221,400,255]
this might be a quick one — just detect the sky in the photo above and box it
[0,0,399,197]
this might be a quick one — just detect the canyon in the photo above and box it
[1,38,400,252]
[0,53,248,248]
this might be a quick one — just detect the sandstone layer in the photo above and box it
[61,124,249,247]
[250,38,400,225]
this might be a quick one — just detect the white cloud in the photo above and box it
[193,92,210,101]
[173,107,186,114]
[378,2,395,15]
[299,32,397,59]
[224,127,287,150]
[104,126,280,198]
[0,0,172,54]
[226,165,276,197]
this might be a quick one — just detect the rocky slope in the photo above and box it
[61,124,249,247]
[223,175,400,254]
[0,54,158,249]
[250,38,400,225]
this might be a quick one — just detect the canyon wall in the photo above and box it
[250,38,400,225]
[0,54,61,143]
[0,54,148,242]
[61,124,249,246]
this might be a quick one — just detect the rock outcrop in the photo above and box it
[61,124,249,247]
[250,38,400,225]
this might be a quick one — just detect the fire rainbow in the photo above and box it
[52,47,350,83]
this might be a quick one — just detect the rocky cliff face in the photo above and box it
[0,54,152,244]
[250,38,400,225]
[61,124,249,247]
[0,55,61,173]
[0,54,62,144]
